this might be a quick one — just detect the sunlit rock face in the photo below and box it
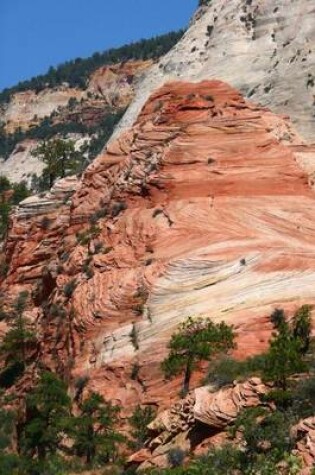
[115,0,315,143]
[129,377,269,470]
[2,80,315,414]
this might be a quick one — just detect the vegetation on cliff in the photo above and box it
[0,30,183,104]
[0,176,30,240]
[161,317,235,394]
[0,107,125,162]
[0,304,313,474]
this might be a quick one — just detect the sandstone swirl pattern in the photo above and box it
[2,80,315,409]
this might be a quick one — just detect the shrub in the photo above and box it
[167,447,186,468]
[40,216,51,230]
[130,323,139,350]
[130,362,140,380]
[205,354,267,387]
[129,405,157,449]
[111,201,127,217]
[63,279,77,298]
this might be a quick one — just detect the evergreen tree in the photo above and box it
[0,407,20,474]
[71,392,123,465]
[21,372,71,461]
[292,304,312,355]
[32,138,82,187]
[264,312,309,391]
[0,292,36,369]
[161,317,235,394]
[128,405,156,449]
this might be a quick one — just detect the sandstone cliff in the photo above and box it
[116,0,315,143]
[2,80,315,415]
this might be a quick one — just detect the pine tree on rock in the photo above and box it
[161,317,235,394]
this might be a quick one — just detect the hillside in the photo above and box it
[2,79,315,471]
[0,0,315,473]
[0,31,183,183]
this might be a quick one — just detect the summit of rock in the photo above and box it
[116,0,315,143]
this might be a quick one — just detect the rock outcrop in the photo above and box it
[2,87,84,134]
[87,60,153,108]
[115,0,315,143]
[0,139,43,184]
[1,60,152,135]
[2,80,315,417]
[129,378,269,470]
[292,417,315,474]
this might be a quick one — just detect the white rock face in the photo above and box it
[0,140,44,184]
[2,87,84,133]
[115,0,315,143]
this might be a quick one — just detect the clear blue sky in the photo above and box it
[0,0,198,91]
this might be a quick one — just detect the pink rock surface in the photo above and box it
[1,80,315,426]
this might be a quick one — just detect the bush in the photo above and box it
[111,201,127,217]
[129,405,157,449]
[63,279,77,298]
[167,447,186,468]
[40,216,51,230]
[205,354,268,387]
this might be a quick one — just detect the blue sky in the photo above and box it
[0,0,197,91]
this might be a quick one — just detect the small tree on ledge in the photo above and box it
[161,317,235,395]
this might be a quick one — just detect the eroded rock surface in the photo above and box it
[116,0,315,143]
[130,378,269,470]
[292,417,315,474]
[2,80,315,417]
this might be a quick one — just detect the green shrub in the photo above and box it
[167,447,186,468]
[205,354,267,387]
[63,279,77,298]
[129,405,157,449]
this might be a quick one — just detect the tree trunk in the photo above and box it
[182,356,193,395]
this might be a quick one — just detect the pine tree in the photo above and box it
[161,317,235,394]
[264,309,310,391]
[21,372,71,461]
[0,292,36,368]
[32,138,82,187]
[129,405,156,449]
[71,392,123,465]
[292,304,312,355]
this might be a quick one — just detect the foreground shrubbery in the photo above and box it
[0,299,314,473]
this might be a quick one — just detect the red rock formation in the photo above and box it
[2,80,315,421]
[130,378,269,470]
[292,417,315,474]
[87,60,153,108]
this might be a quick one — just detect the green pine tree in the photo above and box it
[264,313,309,391]
[71,392,123,465]
[0,292,36,370]
[21,372,71,461]
[32,138,83,187]
[161,317,235,394]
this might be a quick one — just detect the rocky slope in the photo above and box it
[0,60,152,183]
[116,0,315,144]
[2,79,315,415]
[1,60,152,135]
[129,377,270,470]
